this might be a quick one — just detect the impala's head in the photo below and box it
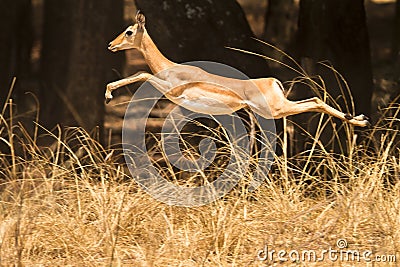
[108,11,146,52]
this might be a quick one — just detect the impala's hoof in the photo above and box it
[362,115,370,121]
[355,117,371,127]
[105,97,112,104]
[353,114,371,127]
[344,113,353,120]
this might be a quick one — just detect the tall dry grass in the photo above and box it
[1,74,399,267]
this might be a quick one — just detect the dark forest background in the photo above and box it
[0,0,399,154]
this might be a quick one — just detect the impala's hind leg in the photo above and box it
[280,97,370,127]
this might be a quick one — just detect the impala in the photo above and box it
[106,12,369,127]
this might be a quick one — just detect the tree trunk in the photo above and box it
[297,0,373,116]
[394,0,400,104]
[292,0,373,154]
[0,0,32,107]
[40,0,124,135]
[394,0,400,65]
[263,0,298,51]
[134,0,270,78]
[40,0,72,128]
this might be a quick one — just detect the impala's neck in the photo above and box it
[140,29,175,73]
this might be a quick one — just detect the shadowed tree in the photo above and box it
[394,0,400,64]
[0,0,32,107]
[263,0,298,52]
[288,0,373,154]
[0,0,32,163]
[40,0,124,135]
[394,0,400,95]
[297,0,373,116]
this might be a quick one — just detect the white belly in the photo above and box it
[166,93,245,115]
[177,98,238,115]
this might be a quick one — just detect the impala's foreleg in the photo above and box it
[281,97,370,127]
[105,72,153,103]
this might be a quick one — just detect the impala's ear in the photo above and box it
[135,10,145,28]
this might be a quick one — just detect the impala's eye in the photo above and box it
[125,30,133,37]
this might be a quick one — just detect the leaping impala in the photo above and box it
[106,12,369,127]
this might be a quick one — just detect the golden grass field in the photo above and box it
[1,72,399,266]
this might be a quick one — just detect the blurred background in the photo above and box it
[1,0,399,153]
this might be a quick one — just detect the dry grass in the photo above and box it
[1,79,400,266]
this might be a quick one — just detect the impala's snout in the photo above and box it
[108,41,118,52]
[108,32,127,52]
